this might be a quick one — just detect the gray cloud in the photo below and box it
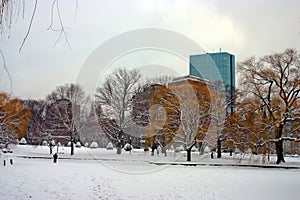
[0,0,299,99]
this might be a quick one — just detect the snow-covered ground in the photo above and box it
[1,145,300,200]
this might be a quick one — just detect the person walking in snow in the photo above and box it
[53,153,58,163]
[2,152,6,166]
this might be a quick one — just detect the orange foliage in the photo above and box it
[144,85,180,148]
[143,78,211,149]
[0,93,31,142]
[169,79,211,146]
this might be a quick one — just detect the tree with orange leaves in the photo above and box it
[238,49,300,164]
[169,76,211,161]
[148,84,180,155]
[132,84,180,154]
[0,92,31,146]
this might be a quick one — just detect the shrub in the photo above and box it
[175,145,184,153]
[123,143,132,151]
[106,142,114,150]
[42,140,48,146]
[19,137,27,145]
[75,142,81,148]
[90,142,99,148]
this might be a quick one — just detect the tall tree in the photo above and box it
[238,48,300,164]
[169,79,211,161]
[132,83,181,155]
[22,99,46,145]
[43,99,77,154]
[208,80,230,158]
[0,92,31,146]
[223,96,272,157]
[45,83,90,155]
[95,68,142,154]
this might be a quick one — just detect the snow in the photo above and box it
[123,143,132,151]
[18,138,27,145]
[106,142,114,150]
[1,145,300,200]
[175,145,185,152]
[41,140,48,146]
[75,142,81,148]
[89,142,99,148]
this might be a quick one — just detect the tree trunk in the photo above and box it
[116,130,123,154]
[276,124,285,164]
[117,147,122,154]
[71,140,74,155]
[162,147,167,156]
[49,145,53,154]
[198,142,205,156]
[276,139,285,164]
[217,137,222,158]
[151,148,155,156]
[116,140,122,154]
[267,141,270,162]
[187,148,192,162]
[70,123,75,155]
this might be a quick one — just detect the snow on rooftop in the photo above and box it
[169,75,211,85]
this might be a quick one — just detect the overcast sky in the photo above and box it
[0,0,300,99]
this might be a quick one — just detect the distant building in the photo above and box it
[190,52,235,114]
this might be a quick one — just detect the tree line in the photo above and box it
[1,49,300,164]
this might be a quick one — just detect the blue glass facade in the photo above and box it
[189,52,235,113]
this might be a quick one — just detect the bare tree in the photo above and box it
[45,83,90,155]
[43,99,77,154]
[80,103,109,147]
[205,81,231,158]
[22,99,46,145]
[95,68,142,154]
[238,48,300,164]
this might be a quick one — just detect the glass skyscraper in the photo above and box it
[189,52,235,113]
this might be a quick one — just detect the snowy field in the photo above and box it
[1,145,300,200]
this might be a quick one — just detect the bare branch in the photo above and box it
[19,0,37,53]
[47,0,71,48]
[0,49,12,94]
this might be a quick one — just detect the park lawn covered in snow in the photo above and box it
[1,145,300,200]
